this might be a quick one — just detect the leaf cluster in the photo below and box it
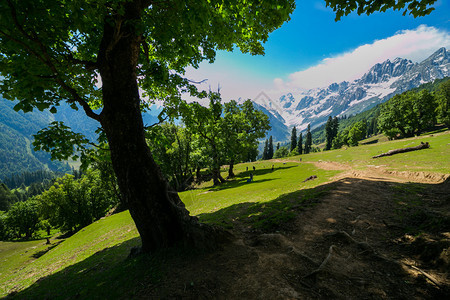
[325,0,437,21]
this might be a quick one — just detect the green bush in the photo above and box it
[36,169,119,233]
[6,200,40,239]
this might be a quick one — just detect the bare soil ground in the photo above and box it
[138,165,450,299]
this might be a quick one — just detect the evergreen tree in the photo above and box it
[290,127,297,152]
[325,116,333,150]
[367,117,377,136]
[297,133,303,154]
[305,124,312,154]
[332,117,339,140]
[276,142,280,151]
[268,136,274,159]
[262,139,269,160]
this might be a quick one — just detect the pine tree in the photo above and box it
[290,126,297,152]
[268,136,274,159]
[297,132,303,154]
[305,124,312,154]
[262,139,269,160]
[332,116,339,140]
[325,116,333,150]
[276,142,280,151]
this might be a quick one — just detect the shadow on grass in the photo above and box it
[31,241,63,259]
[235,165,298,179]
[9,237,159,299]
[208,165,298,192]
[208,178,277,192]
[200,181,335,231]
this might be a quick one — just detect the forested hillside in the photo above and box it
[0,97,160,180]
[310,77,450,145]
[0,99,70,179]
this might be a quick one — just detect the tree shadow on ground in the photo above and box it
[207,178,277,192]
[8,237,152,299]
[235,165,297,179]
[31,240,63,259]
[207,165,297,192]
[201,180,334,230]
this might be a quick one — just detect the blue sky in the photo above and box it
[185,0,450,102]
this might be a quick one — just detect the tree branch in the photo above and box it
[144,115,169,129]
[3,0,102,123]
[64,49,98,71]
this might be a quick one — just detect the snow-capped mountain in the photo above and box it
[255,47,450,134]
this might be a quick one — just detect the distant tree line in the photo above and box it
[2,169,57,190]
[261,124,316,160]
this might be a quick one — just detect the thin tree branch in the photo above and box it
[186,78,208,85]
[144,115,169,129]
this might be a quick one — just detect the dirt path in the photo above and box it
[138,168,450,299]
[313,160,450,183]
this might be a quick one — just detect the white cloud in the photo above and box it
[275,25,450,91]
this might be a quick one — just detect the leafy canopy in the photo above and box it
[0,0,296,113]
[0,0,295,163]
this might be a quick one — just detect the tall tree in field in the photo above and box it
[0,0,436,252]
[297,133,303,154]
[268,136,274,159]
[304,124,312,154]
[182,93,226,186]
[290,127,297,152]
[222,100,270,177]
[263,139,269,160]
[332,117,339,141]
[325,116,333,150]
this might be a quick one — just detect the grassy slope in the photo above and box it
[1,212,140,298]
[1,130,449,298]
[300,131,450,174]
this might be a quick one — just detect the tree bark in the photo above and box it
[372,142,430,159]
[96,2,224,252]
[196,167,201,183]
[227,159,235,179]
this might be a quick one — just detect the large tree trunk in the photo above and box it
[211,144,226,186]
[96,3,223,253]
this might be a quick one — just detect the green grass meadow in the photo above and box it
[1,130,449,298]
[300,131,450,174]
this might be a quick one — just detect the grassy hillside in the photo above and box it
[301,131,450,174]
[1,161,340,298]
[1,130,449,298]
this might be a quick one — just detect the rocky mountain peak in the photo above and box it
[254,48,449,141]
